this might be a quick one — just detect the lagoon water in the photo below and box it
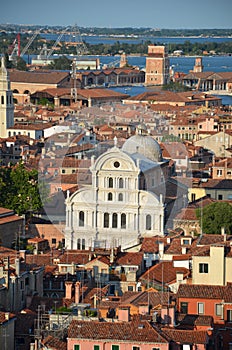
[30,34,232,104]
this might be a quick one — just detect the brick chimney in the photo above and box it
[75,282,81,304]
[161,305,175,327]
[65,281,73,299]
[118,306,130,322]
[158,241,164,258]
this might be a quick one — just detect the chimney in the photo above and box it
[176,271,184,285]
[221,227,226,241]
[118,306,130,322]
[110,247,114,263]
[181,246,187,255]
[161,305,175,327]
[15,257,20,276]
[75,282,81,304]
[5,312,10,321]
[65,281,73,299]
[19,250,26,262]
[158,241,164,258]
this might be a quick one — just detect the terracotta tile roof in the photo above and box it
[0,213,23,225]
[213,158,232,168]
[176,313,213,328]
[115,252,144,266]
[140,261,190,285]
[77,88,128,99]
[127,90,221,104]
[9,122,53,130]
[197,234,228,246]
[0,207,15,215]
[177,284,232,302]
[9,70,69,84]
[68,316,169,343]
[174,207,198,221]
[0,311,16,324]
[121,291,171,308]
[58,251,90,265]
[140,236,160,253]
[42,335,67,350]
[162,328,209,344]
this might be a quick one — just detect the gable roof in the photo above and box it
[139,261,190,285]
[177,284,232,302]
[9,69,69,84]
[68,317,169,343]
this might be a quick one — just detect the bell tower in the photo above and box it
[0,56,14,138]
[193,57,204,73]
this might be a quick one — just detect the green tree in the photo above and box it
[196,202,232,234]
[14,57,27,71]
[48,55,71,70]
[0,162,48,217]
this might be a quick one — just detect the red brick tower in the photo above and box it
[193,57,204,73]
[145,45,170,85]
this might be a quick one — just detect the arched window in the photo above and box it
[119,178,123,188]
[77,238,81,249]
[79,211,84,227]
[112,213,118,228]
[13,89,19,93]
[118,193,123,201]
[104,213,109,228]
[108,177,113,188]
[1,96,4,105]
[146,214,152,230]
[82,239,85,250]
[121,213,126,229]
[108,192,113,201]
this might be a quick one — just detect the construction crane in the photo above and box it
[69,24,88,56]
[45,25,88,59]
[46,26,70,59]
[9,33,20,60]
[20,29,41,57]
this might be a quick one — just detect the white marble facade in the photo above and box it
[65,133,166,250]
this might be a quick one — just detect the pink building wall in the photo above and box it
[67,339,169,350]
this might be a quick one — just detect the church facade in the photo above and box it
[65,131,168,251]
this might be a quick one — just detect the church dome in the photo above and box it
[122,133,162,162]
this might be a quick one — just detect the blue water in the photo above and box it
[41,33,232,45]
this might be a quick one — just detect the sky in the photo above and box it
[0,0,231,29]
